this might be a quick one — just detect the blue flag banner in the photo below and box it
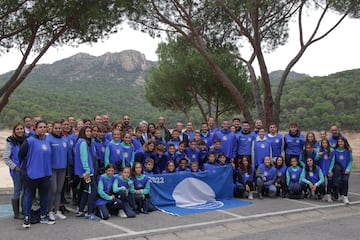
[149,165,251,215]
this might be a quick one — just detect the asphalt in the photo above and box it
[1,171,360,240]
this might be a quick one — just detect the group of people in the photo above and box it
[3,114,353,229]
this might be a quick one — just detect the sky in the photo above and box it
[0,10,359,76]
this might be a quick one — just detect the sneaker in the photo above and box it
[48,211,56,221]
[40,215,56,225]
[326,194,333,203]
[22,216,30,229]
[248,192,253,200]
[76,211,85,217]
[339,195,344,201]
[84,213,100,220]
[55,210,67,220]
[118,209,127,218]
[343,196,350,205]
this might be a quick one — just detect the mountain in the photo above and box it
[269,70,309,82]
[0,50,180,128]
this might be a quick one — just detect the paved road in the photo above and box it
[1,171,360,240]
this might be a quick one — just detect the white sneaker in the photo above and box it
[343,196,350,205]
[339,195,344,201]
[248,192,253,200]
[48,211,56,221]
[326,194,333,203]
[55,210,67,220]
[118,209,127,218]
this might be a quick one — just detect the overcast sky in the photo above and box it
[0,10,359,76]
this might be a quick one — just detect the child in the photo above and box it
[299,142,316,168]
[135,140,156,167]
[93,124,108,176]
[153,144,167,173]
[162,160,176,174]
[190,161,201,172]
[144,158,156,176]
[153,129,167,147]
[274,156,287,197]
[131,162,155,214]
[315,139,335,202]
[175,141,187,165]
[185,139,200,164]
[211,138,223,160]
[218,152,228,166]
[104,129,122,173]
[286,157,303,199]
[164,144,176,162]
[234,156,255,200]
[167,129,181,149]
[198,140,208,169]
[113,167,136,218]
[203,152,219,171]
[256,156,276,199]
[333,137,352,204]
[252,128,272,168]
[132,127,143,153]
[176,158,190,172]
[95,164,122,220]
[300,157,325,200]
[119,132,135,169]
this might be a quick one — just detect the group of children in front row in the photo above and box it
[234,137,352,204]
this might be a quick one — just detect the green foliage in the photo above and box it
[279,69,360,130]
[145,37,253,122]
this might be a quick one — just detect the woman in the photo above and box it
[3,122,26,219]
[19,120,54,228]
[47,121,68,220]
[74,126,99,220]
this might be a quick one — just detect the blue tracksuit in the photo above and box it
[213,129,237,159]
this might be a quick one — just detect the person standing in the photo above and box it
[284,123,305,167]
[3,122,26,219]
[18,120,54,228]
[157,116,171,141]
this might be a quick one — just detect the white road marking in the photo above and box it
[216,209,245,218]
[283,198,321,207]
[83,201,360,240]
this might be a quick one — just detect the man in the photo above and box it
[213,119,237,163]
[122,114,132,131]
[23,116,33,136]
[184,122,195,141]
[232,117,242,135]
[67,116,76,133]
[157,116,171,141]
[236,121,254,163]
[200,122,214,148]
[267,123,284,162]
[207,117,218,134]
[329,125,350,148]
[101,114,111,132]
[253,119,264,135]
[139,120,150,145]
[284,122,305,167]
[175,122,189,146]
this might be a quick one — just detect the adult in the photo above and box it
[184,122,195,141]
[122,114,132,132]
[157,116,171,141]
[267,123,284,162]
[252,128,272,168]
[67,116,76,133]
[139,120,150,145]
[284,122,305,167]
[3,122,26,219]
[94,115,103,125]
[47,121,68,220]
[252,119,263,135]
[328,125,350,149]
[207,117,218,134]
[175,122,189,146]
[236,121,254,164]
[232,117,242,135]
[101,114,111,132]
[23,116,32,137]
[213,119,237,163]
[199,122,214,148]
[19,120,54,228]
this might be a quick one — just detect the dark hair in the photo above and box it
[35,120,46,128]
[320,139,331,158]
[335,136,351,150]
[23,115,31,121]
[12,122,25,137]
[105,163,115,171]
[305,157,317,174]
[275,156,284,168]
[76,126,92,146]
[131,162,143,177]
[239,156,252,175]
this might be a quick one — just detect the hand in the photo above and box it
[14,166,20,171]
[245,185,250,192]
[111,195,115,200]
[328,171,333,177]
[319,151,324,157]
[345,170,350,174]
[83,173,90,182]
[136,190,141,195]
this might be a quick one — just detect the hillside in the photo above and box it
[0,51,359,131]
[0,50,180,127]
